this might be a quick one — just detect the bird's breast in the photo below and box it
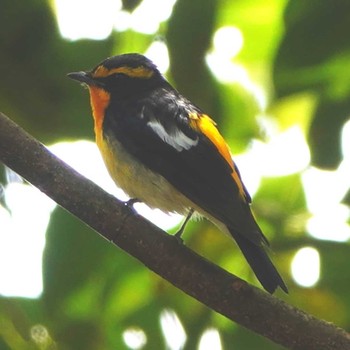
[97,130,194,215]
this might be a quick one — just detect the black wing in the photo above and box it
[104,87,264,245]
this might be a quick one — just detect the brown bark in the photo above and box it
[0,112,349,350]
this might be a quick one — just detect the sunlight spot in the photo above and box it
[232,126,309,198]
[206,54,267,110]
[0,139,183,298]
[213,26,244,58]
[242,126,310,179]
[54,0,177,39]
[302,167,347,213]
[0,183,55,298]
[337,159,350,196]
[302,166,350,241]
[131,0,178,34]
[255,126,310,176]
[198,328,222,350]
[5,166,23,184]
[307,205,350,242]
[234,153,261,198]
[114,10,131,32]
[123,327,147,350]
[291,247,320,287]
[50,140,182,230]
[53,0,121,40]
[206,53,244,82]
[0,183,4,199]
[160,309,186,350]
[256,113,280,138]
[133,203,182,230]
[300,122,350,235]
[145,41,170,74]
[50,140,120,196]
[206,27,267,111]
[341,119,350,159]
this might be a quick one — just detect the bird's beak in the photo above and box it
[67,71,104,88]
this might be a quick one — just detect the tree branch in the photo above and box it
[0,112,349,350]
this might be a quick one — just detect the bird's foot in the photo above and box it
[173,208,194,243]
[124,198,141,214]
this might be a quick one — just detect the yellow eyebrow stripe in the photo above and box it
[190,113,247,200]
[92,65,154,79]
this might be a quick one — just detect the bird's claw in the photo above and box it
[124,198,140,214]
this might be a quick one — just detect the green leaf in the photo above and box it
[274,0,350,97]
[0,0,114,144]
[121,0,143,12]
[42,207,114,313]
[253,174,306,239]
[308,98,350,169]
[166,0,220,117]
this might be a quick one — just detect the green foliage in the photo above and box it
[1,0,350,349]
[273,0,350,168]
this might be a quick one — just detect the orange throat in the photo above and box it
[88,86,111,144]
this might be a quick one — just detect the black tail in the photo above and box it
[229,228,288,294]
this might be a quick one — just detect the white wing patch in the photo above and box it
[147,120,198,152]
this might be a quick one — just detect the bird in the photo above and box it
[68,53,287,294]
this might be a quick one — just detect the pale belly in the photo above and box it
[97,134,194,215]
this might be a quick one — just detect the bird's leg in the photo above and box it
[175,208,194,241]
[124,198,141,214]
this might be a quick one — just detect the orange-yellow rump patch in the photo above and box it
[190,113,247,200]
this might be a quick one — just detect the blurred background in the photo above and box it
[1,0,350,349]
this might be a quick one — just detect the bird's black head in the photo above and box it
[68,53,166,99]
